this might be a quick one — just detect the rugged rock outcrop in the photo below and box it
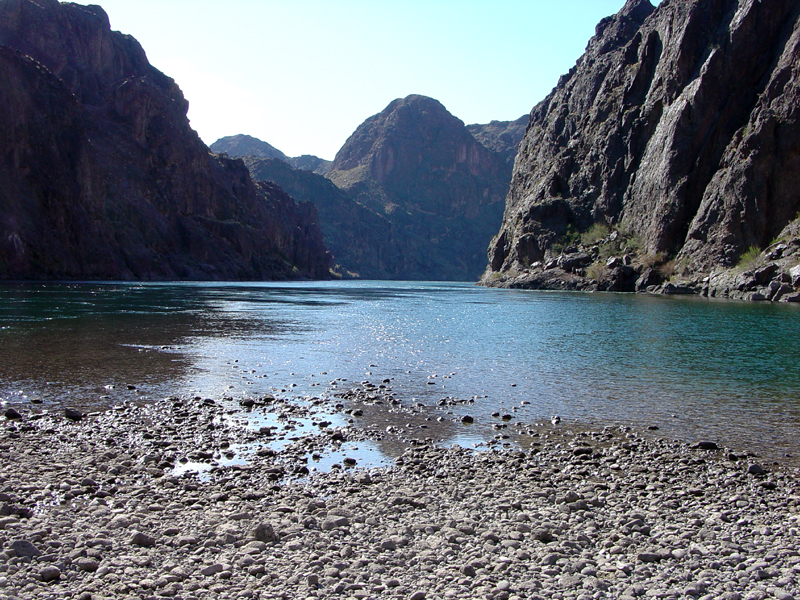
[483,0,800,301]
[0,0,330,280]
[466,115,529,166]
[212,134,332,176]
[326,95,512,281]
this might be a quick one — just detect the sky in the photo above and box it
[84,0,640,160]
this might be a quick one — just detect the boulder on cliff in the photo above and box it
[0,0,330,280]
[483,0,800,299]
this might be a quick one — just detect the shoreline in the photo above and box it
[1,394,799,600]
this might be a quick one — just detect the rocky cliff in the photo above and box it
[326,95,512,281]
[482,0,800,302]
[466,115,529,166]
[0,0,330,280]
[212,134,332,176]
[241,156,412,279]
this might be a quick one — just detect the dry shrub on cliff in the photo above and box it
[637,252,667,269]
[658,260,677,279]
[586,262,610,282]
[658,258,691,281]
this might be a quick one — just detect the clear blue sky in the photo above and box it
[83,0,641,160]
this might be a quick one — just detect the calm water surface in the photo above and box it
[1,281,799,462]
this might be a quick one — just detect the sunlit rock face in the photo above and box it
[326,95,515,281]
[485,0,800,285]
[0,0,330,280]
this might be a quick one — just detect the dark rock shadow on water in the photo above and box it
[0,283,290,412]
[0,315,193,411]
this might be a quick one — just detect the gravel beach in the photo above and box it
[1,391,799,600]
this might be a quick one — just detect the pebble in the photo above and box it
[130,531,156,547]
[4,408,22,420]
[10,539,40,557]
[0,394,796,600]
[64,407,85,421]
[39,566,61,582]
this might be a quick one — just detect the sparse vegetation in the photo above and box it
[736,245,762,271]
[769,235,787,247]
[586,261,610,281]
[620,230,644,253]
[551,223,645,259]
[597,244,617,260]
[580,223,610,246]
[658,257,691,280]
[551,225,581,253]
[658,259,677,279]
[637,252,668,269]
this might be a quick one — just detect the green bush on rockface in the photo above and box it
[736,245,762,270]
[551,225,581,254]
[581,223,610,247]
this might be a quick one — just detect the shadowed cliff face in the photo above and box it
[241,157,410,280]
[327,95,511,281]
[0,0,330,280]
[485,0,800,281]
[466,116,529,167]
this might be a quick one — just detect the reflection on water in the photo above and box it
[1,281,800,464]
[0,283,293,409]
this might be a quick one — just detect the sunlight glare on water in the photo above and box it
[1,280,799,460]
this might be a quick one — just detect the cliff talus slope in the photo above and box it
[483,0,800,301]
[0,0,329,280]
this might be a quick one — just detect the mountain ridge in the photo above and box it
[325,94,513,281]
[211,134,332,176]
[220,98,526,281]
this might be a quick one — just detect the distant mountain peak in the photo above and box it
[325,94,512,280]
[211,134,288,161]
[211,135,331,175]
